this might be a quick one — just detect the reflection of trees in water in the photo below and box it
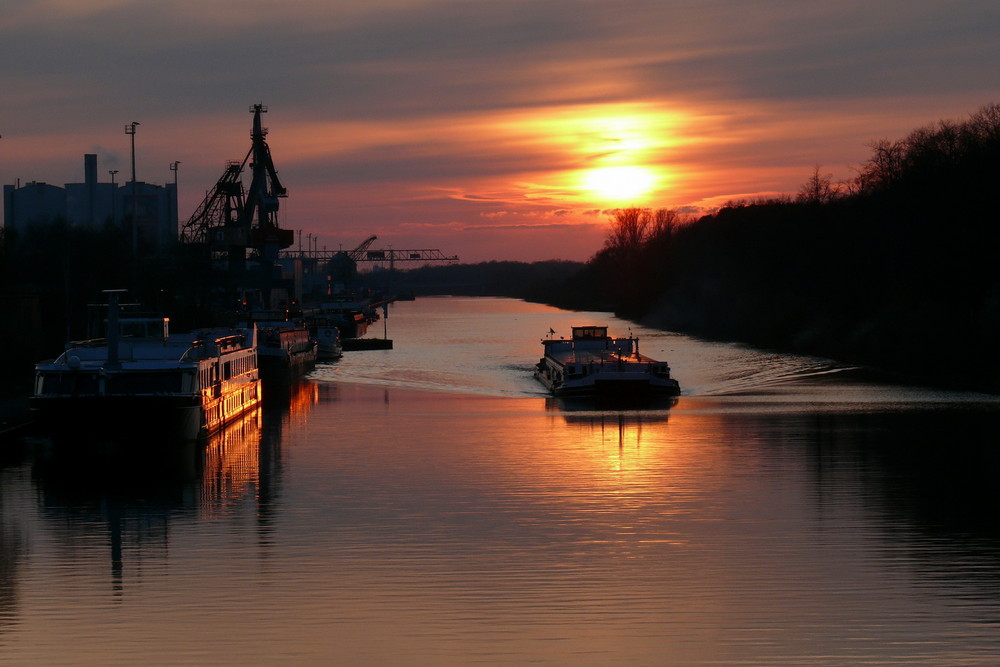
[806,409,1000,597]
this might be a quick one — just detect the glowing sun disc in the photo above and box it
[583,166,658,201]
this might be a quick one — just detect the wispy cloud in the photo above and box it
[2,0,998,260]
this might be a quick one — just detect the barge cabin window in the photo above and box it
[572,326,608,340]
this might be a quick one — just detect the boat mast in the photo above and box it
[103,289,128,369]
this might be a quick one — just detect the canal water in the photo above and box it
[2,296,1000,665]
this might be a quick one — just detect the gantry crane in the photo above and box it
[280,234,458,265]
[279,234,458,299]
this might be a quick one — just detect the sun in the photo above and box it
[582,166,658,202]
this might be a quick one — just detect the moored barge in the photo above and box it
[305,316,343,361]
[252,319,319,383]
[31,291,261,441]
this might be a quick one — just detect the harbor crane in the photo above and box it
[347,235,378,261]
[180,104,293,272]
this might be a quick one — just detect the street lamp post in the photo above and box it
[125,122,139,256]
[169,161,180,241]
[125,122,140,291]
[109,170,118,224]
[125,122,139,183]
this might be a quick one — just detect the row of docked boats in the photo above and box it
[29,290,337,442]
[29,291,683,445]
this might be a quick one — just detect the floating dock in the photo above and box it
[342,338,393,351]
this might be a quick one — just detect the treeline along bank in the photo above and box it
[406,103,1000,392]
[3,103,1000,393]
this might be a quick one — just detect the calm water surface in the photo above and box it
[2,296,1000,665]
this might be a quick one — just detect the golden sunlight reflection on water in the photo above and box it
[4,297,1000,665]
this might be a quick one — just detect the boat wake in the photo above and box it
[693,361,859,397]
[310,360,541,398]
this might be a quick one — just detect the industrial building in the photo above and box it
[3,154,178,247]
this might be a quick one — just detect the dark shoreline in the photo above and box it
[0,395,32,440]
[0,371,35,441]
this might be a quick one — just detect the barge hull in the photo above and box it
[30,394,203,442]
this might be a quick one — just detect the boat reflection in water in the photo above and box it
[549,401,674,453]
[261,378,318,423]
[29,401,282,594]
[546,394,679,414]
[200,407,264,518]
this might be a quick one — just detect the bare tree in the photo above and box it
[797,165,841,203]
[605,207,651,252]
[969,103,1000,140]
[855,140,905,192]
[650,208,681,240]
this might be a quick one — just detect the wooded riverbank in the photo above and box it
[404,105,1000,393]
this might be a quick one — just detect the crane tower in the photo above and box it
[181,104,294,274]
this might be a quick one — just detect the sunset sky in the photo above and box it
[2,1,998,263]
